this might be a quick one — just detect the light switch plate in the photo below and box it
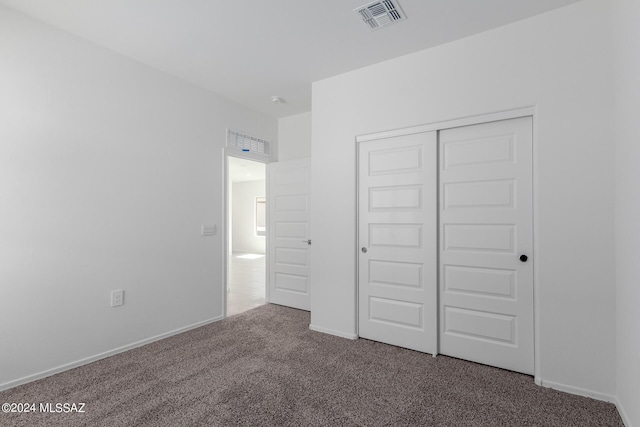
[201,224,216,236]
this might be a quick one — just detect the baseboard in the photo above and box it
[309,324,358,340]
[614,397,633,427]
[0,315,224,392]
[537,380,632,425]
[538,379,617,403]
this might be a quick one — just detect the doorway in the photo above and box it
[227,156,267,316]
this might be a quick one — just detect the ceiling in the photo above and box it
[0,0,582,118]
[228,157,265,183]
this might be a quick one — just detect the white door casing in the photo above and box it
[439,117,534,375]
[358,132,438,354]
[268,158,311,311]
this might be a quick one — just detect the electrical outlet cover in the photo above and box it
[111,289,124,307]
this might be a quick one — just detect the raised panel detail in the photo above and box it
[275,248,307,267]
[444,265,515,299]
[369,145,422,175]
[275,195,307,212]
[369,185,422,211]
[444,224,514,253]
[275,222,307,238]
[369,297,423,330]
[274,273,308,294]
[275,168,308,186]
[444,306,516,345]
[444,179,514,209]
[370,260,422,289]
[370,224,422,248]
[444,134,513,169]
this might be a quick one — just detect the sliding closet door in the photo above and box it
[358,132,438,354]
[439,117,534,375]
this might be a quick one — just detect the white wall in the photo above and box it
[232,180,266,254]
[613,0,640,425]
[311,0,617,399]
[0,6,277,389]
[277,112,312,162]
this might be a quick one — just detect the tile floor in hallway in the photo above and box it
[227,252,266,316]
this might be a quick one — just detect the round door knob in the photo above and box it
[361,247,368,253]
[519,254,528,262]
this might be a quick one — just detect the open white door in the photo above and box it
[439,117,534,375]
[358,132,438,354]
[267,158,311,311]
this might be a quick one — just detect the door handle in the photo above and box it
[519,254,528,262]
[301,239,311,245]
[361,247,367,253]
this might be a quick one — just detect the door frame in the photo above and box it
[222,148,272,319]
[355,106,541,383]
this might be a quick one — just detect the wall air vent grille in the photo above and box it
[354,0,406,31]
[226,129,271,156]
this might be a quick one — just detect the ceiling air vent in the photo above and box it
[354,0,406,31]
